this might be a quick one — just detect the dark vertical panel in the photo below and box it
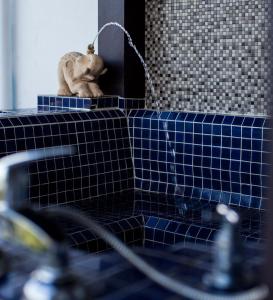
[98,0,145,98]
[124,1,145,98]
[266,1,273,298]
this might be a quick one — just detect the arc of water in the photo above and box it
[92,22,182,199]
[91,22,156,102]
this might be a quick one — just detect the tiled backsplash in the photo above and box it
[145,0,270,115]
[0,109,134,207]
[129,110,270,209]
[0,106,268,211]
[0,106,267,253]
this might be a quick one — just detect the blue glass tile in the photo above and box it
[252,151,262,163]
[222,125,231,136]
[168,112,179,120]
[69,98,77,108]
[212,160,220,170]
[232,116,244,126]
[197,228,211,240]
[167,120,175,131]
[251,197,261,209]
[185,122,193,132]
[230,149,240,160]
[160,111,170,119]
[44,96,50,105]
[185,133,193,143]
[222,137,231,147]
[194,123,202,133]
[185,113,196,121]
[212,147,221,157]
[194,114,205,122]
[242,150,251,161]
[205,137,214,150]
[212,135,221,146]
[37,96,43,105]
[176,224,188,235]
[212,179,221,190]
[63,97,70,107]
[203,124,212,134]
[156,219,169,230]
[242,127,252,138]
[187,225,200,237]
[185,176,193,186]
[203,114,214,123]
[135,110,146,118]
[242,117,254,127]
[212,124,221,135]
[232,126,242,137]
[203,146,212,156]
[211,190,221,202]
[242,139,251,149]
[129,110,137,118]
[232,138,241,148]
[241,162,251,173]
[253,118,265,127]
[143,110,154,118]
[223,116,234,124]
[0,119,12,126]
[252,139,262,151]
[213,115,224,124]
[231,160,240,172]
[242,185,251,195]
[176,112,187,121]
[147,111,157,120]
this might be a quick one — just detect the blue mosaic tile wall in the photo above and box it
[128,110,270,210]
[0,109,134,207]
[37,95,145,114]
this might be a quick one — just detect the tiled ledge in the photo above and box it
[37,95,146,113]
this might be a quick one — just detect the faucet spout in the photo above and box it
[0,146,74,208]
[0,146,74,253]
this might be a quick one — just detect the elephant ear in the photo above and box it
[76,55,89,65]
[65,60,73,68]
[100,68,108,76]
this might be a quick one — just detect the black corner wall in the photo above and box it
[98,0,145,98]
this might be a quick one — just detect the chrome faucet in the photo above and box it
[0,147,74,251]
[0,147,89,300]
[204,204,256,292]
[0,146,74,208]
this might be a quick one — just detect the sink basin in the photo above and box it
[53,190,265,253]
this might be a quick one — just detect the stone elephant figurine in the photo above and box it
[58,51,107,98]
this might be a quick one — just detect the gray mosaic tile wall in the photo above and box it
[145,0,270,115]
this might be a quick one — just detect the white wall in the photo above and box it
[0,0,14,110]
[14,0,98,109]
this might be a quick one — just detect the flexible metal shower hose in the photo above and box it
[46,206,269,300]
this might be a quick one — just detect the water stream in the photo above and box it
[91,22,156,100]
[92,22,187,213]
